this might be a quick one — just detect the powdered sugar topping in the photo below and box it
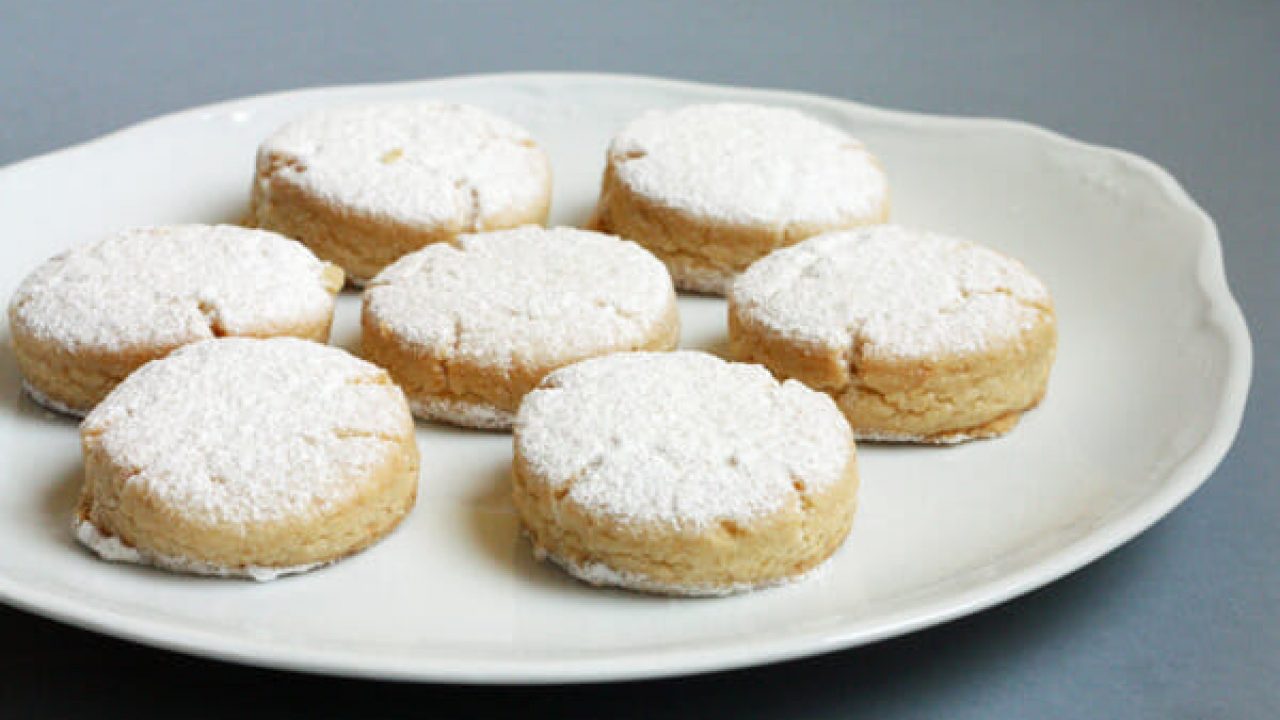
[364,226,675,369]
[730,225,1053,359]
[610,103,888,225]
[9,224,337,351]
[81,338,415,526]
[257,101,550,227]
[516,351,853,529]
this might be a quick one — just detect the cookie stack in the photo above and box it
[9,98,1056,596]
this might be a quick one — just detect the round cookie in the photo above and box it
[74,337,419,580]
[590,103,890,294]
[8,224,343,417]
[728,225,1057,443]
[513,351,858,596]
[361,226,680,430]
[250,100,553,284]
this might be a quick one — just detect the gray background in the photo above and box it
[0,1,1275,717]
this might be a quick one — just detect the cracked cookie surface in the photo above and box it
[513,351,857,596]
[590,103,890,294]
[74,337,419,580]
[250,101,552,284]
[728,225,1057,443]
[361,226,679,430]
[8,224,342,416]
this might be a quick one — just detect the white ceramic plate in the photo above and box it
[0,73,1250,683]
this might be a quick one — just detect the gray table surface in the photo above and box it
[1,1,1275,717]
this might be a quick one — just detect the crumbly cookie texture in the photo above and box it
[361,226,679,429]
[729,225,1057,442]
[21,380,89,418]
[73,517,322,582]
[75,337,419,580]
[513,351,858,596]
[8,224,342,415]
[250,100,552,283]
[539,547,834,598]
[591,103,890,294]
[408,396,515,431]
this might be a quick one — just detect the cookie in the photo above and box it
[590,103,889,294]
[250,100,553,284]
[9,224,343,417]
[361,226,679,429]
[513,351,858,596]
[728,225,1057,443]
[74,337,419,580]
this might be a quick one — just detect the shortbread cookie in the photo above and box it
[590,103,890,294]
[513,351,858,596]
[250,101,553,284]
[361,226,679,430]
[729,225,1057,443]
[9,224,343,417]
[74,337,419,580]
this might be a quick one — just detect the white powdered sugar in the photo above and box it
[364,226,675,368]
[516,351,852,529]
[256,100,550,227]
[8,224,336,351]
[610,103,888,226]
[730,225,1052,359]
[81,337,414,527]
[73,515,322,581]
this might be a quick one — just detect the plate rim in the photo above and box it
[0,72,1253,684]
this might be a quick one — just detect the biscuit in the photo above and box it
[361,226,679,430]
[250,101,553,284]
[590,103,889,294]
[513,351,858,596]
[9,224,343,417]
[729,225,1057,443]
[74,337,419,580]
